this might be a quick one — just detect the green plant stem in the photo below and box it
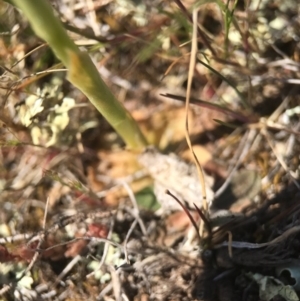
[11,0,148,149]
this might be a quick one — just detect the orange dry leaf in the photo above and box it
[87,223,108,238]
[65,239,88,258]
[65,223,108,258]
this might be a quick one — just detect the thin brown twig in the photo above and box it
[39,236,124,253]
[122,181,147,236]
[12,43,48,68]
[216,225,300,250]
[166,190,202,244]
[27,210,115,245]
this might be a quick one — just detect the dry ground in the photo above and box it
[0,0,300,300]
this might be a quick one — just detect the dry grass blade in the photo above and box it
[161,93,256,123]
[184,9,210,241]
